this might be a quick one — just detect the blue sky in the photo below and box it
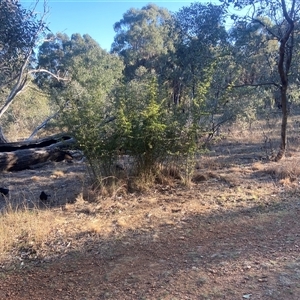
[21,0,221,51]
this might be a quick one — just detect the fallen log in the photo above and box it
[0,134,77,171]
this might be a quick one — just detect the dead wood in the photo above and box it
[0,134,77,171]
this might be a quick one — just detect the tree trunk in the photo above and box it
[275,87,288,161]
[274,0,295,162]
[0,126,7,143]
[0,134,76,171]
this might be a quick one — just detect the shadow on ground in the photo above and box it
[1,193,299,300]
[0,161,87,211]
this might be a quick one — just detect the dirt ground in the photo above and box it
[0,124,300,299]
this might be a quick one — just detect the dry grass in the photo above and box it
[251,161,266,171]
[0,205,57,256]
[51,169,65,178]
[263,159,300,181]
[160,165,182,180]
[31,176,42,182]
[197,156,229,170]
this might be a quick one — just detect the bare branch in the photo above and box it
[27,98,70,140]
[228,81,280,89]
[0,59,29,119]
[278,0,295,87]
[252,18,280,40]
[28,68,69,82]
[0,126,8,143]
[27,111,60,140]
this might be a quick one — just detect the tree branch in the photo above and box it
[252,18,280,40]
[278,0,295,87]
[28,68,69,82]
[228,81,280,89]
[27,111,60,140]
[0,0,61,121]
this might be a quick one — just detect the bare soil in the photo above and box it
[0,125,300,299]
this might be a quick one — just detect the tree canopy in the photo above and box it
[0,0,44,89]
[111,4,175,79]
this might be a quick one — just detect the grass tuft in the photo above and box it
[0,206,56,258]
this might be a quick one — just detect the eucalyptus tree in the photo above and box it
[37,32,124,115]
[0,1,51,87]
[111,3,175,80]
[222,0,300,161]
[32,33,108,135]
[0,0,66,142]
[35,32,70,90]
[165,1,229,141]
[173,3,227,99]
[223,17,279,130]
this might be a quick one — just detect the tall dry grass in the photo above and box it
[0,204,57,257]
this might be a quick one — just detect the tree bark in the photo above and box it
[275,87,288,161]
[0,126,7,143]
[0,134,76,171]
[274,0,295,161]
